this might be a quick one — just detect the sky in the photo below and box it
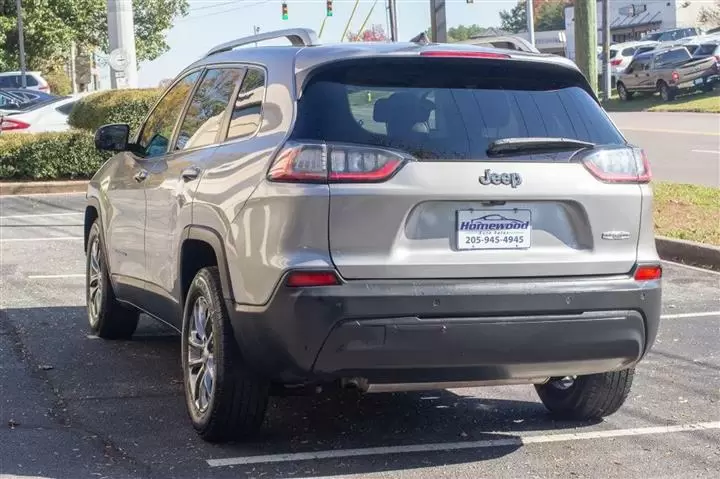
[137,0,514,86]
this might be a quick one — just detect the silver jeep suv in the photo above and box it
[85,29,662,442]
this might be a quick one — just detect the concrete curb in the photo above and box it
[656,236,720,272]
[0,180,88,196]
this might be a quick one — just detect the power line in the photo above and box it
[179,0,270,22]
[189,1,237,12]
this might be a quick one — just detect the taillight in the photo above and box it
[634,265,662,281]
[610,59,623,66]
[0,118,30,131]
[286,271,340,287]
[420,51,510,59]
[576,146,651,184]
[39,85,49,92]
[268,142,406,183]
[671,70,680,83]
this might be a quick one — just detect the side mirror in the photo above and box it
[95,124,130,152]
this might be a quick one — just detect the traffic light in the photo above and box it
[282,2,288,20]
[326,0,333,17]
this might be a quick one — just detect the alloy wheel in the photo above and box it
[187,296,216,414]
[87,237,103,327]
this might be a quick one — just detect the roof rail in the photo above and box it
[205,28,319,57]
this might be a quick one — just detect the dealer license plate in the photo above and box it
[456,209,532,250]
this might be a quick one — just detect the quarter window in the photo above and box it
[138,71,201,158]
[174,68,243,151]
[227,68,265,141]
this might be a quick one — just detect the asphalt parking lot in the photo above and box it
[1,192,719,479]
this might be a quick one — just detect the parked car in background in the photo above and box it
[608,41,659,79]
[688,39,720,61]
[0,93,77,133]
[0,88,56,108]
[616,46,719,101]
[643,27,703,44]
[0,71,51,92]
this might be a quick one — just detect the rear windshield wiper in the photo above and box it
[487,137,595,156]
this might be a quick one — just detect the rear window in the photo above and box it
[695,43,719,56]
[609,49,619,59]
[293,59,624,160]
[655,49,691,67]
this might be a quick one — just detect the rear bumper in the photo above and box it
[228,274,661,385]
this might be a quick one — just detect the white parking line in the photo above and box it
[206,421,720,467]
[691,149,720,155]
[663,260,720,277]
[27,274,85,279]
[0,212,83,219]
[0,237,83,243]
[661,311,720,320]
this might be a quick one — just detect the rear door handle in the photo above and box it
[134,169,148,183]
[181,166,201,181]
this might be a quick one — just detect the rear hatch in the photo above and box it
[289,54,648,280]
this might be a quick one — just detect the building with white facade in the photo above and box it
[564,0,706,59]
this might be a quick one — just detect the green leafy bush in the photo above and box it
[44,70,73,96]
[0,131,111,180]
[68,88,161,133]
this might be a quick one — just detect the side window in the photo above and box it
[226,68,265,141]
[174,68,243,151]
[621,47,636,56]
[138,71,201,158]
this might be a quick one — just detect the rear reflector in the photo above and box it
[634,265,662,281]
[268,142,406,183]
[671,71,680,83]
[286,271,340,287]
[0,118,30,131]
[420,51,510,59]
[576,146,651,184]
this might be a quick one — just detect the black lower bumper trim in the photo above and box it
[228,275,661,384]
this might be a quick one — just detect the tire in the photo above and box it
[535,368,634,420]
[616,82,633,101]
[658,81,676,102]
[181,267,269,442]
[86,220,139,339]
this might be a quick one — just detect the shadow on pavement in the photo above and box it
[3,306,602,478]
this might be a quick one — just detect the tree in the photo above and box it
[423,24,495,42]
[500,1,566,34]
[500,1,527,34]
[699,0,720,28]
[536,1,565,32]
[0,0,188,73]
[346,24,387,42]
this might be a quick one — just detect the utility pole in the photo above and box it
[387,0,398,42]
[430,0,447,43]
[574,0,598,93]
[70,42,78,94]
[107,0,139,89]
[602,0,611,100]
[526,0,535,47]
[16,0,27,88]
